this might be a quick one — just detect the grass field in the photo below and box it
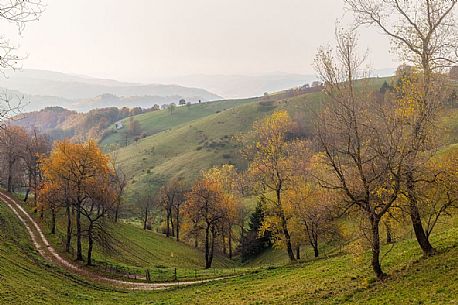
[2,202,458,304]
[100,98,258,148]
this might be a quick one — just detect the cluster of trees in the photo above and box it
[183,165,242,267]
[238,111,337,262]
[73,106,156,142]
[141,167,245,269]
[162,61,456,270]
[38,140,126,265]
[15,105,156,143]
[0,125,51,199]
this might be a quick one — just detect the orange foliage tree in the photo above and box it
[184,165,240,268]
[40,140,116,264]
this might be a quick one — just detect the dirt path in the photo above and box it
[0,191,231,291]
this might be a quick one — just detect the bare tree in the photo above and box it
[314,28,403,279]
[159,179,184,238]
[346,0,458,256]
[346,0,458,71]
[139,192,155,230]
[23,128,51,204]
[110,154,126,223]
[0,125,27,192]
[0,0,45,120]
[171,182,186,241]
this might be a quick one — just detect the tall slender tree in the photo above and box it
[314,28,403,279]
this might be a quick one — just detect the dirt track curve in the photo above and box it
[0,191,231,291]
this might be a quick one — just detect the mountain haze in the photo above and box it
[0,69,222,112]
[158,69,396,98]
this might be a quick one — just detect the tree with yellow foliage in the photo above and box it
[207,164,241,259]
[411,146,458,240]
[40,140,115,263]
[393,67,451,256]
[37,181,63,235]
[240,110,310,262]
[286,176,338,258]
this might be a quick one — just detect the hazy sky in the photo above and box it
[8,0,398,83]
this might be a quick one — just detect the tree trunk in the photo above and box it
[143,206,148,230]
[312,230,319,258]
[296,245,300,260]
[114,201,120,223]
[222,231,227,255]
[7,175,12,192]
[7,161,13,192]
[24,189,30,203]
[33,173,38,208]
[277,189,295,262]
[205,224,211,269]
[313,244,319,258]
[87,222,94,266]
[208,226,216,268]
[370,215,385,280]
[65,202,72,253]
[76,200,83,261]
[409,202,436,256]
[166,211,171,237]
[24,172,32,203]
[228,227,233,259]
[406,172,436,256]
[282,216,295,262]
[51,207,56,235]
[170,215,175,238]
[175,212,180,241]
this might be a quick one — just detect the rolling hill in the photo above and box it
[101,80,382,206]
[107,91,324,202]
[101,76,458,211]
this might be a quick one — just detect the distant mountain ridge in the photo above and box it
[0,69,222,112]
[158,69,396,98]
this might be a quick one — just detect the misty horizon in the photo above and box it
[4,0,400,84]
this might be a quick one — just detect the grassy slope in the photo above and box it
[2,202,458,304]
[100,98,257,147]
[34,209,236,281]
[112,91,325,201]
